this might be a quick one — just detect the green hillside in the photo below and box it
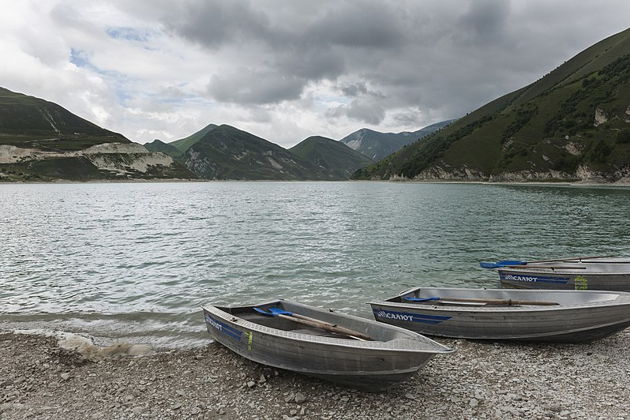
[170,123,217,153]
[354,28,630,182]
[0,87,194,181]
[290,136,374,179]
[144,124,218,158]
[0,87,128,151]
[144,139,181,156]
[182,125,329,180]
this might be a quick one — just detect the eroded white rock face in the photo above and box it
[565,143,581,156]
[0,145,59,163]
[396,162,630,184]
[267,156,283,170]
[82,142,149,154]
[0,142,175,174]
[594,106,608,127]
[87,152,174,174]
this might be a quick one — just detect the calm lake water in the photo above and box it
[1,181,629,348]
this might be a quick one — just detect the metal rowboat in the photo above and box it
[370,287,630,343]
[202,299,452,391]
[497,258,630,291]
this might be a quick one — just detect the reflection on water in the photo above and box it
[1,182,629,347]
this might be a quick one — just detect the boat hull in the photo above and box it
[370,288,630,343]
[498,269,630,291]
[203,300,451,391]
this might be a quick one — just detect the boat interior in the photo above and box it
[504,261,630,273]
[388,288,626,307]
[215,301,383,341]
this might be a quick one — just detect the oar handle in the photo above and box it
[255,307,373,341]
[504,265,586,269]
[406,296,559,306]
[527,255,614,263]
[290,313,373,341]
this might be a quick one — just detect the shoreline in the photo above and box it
[1,178,630,187]
[2,329,628,419]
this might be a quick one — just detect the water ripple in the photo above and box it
[1,182,630,347]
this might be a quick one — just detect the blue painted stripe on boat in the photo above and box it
[499,273,570,284]
[205,314,243,340]
[373,309,451,325]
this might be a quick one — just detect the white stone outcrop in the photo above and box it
[0,142,175,174]
[594,106,608,126]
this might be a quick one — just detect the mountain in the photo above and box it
[0,87,193,181]
[0,87,128,151]
[289,136,374,179]
[146,123,219,157]
[179,124,329,180]
[144,139,181,156]
[340,120,455,161]
[170,123,218,153]
[354,28,630,183]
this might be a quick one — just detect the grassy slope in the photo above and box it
[183,125,329,180]
[170,124,218,153]
[0,87,194,181]
[144,139,181,156]
[0,87,129,151]
[354,27,630,180]
[144,124,218,159]
[289,136,374,179]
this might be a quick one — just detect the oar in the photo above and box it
[527,255,615,264]
[479,260,524,269]
[503,265,587,270]
[403,296,558,306]
[253,307,373,341]
[480,255,614,269]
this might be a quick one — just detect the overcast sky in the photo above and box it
[1,1,629,147]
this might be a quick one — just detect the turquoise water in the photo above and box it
[1,181,629,347]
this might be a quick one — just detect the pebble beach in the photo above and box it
[1,329,629,419]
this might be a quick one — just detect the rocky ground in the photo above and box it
[1,330,629,420]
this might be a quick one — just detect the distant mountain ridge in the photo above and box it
[173,124,331,180]
[354,28,630,183]
[148,125,379,180]
[289,136,374,179]
[0,87,193,181]
[340,120,455,161]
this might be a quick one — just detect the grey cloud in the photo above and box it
[207,69,305,104]
[112,0,630,130]
[329,98,386,125]
[276,47,346,81]
[340,82,369,97]
[459,0,511,43]
[303,2,406,49]
[340,82,385,99]
[156,0,412,105]
[165,0,271,49]
[346,101,385,125]
[392,108,426,127]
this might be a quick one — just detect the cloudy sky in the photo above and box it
[1,1,629,147]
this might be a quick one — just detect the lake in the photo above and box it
[1,181,629,348]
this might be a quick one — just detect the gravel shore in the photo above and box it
[1,330,629,419]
